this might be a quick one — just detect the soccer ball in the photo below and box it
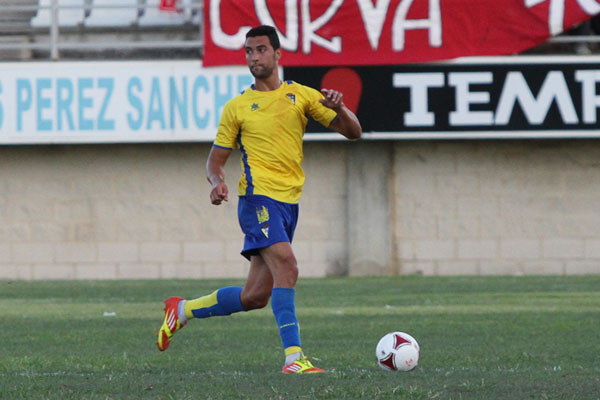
[376,331,420,371]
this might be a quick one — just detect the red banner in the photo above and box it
[203,0,600,67]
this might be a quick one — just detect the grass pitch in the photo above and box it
[1,276,599,400]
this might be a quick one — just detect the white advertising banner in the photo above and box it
[0,61,254,144]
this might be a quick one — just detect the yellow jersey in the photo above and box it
[213,80,338,204]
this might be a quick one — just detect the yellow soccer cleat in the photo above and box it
[281,356,325,374]
[156,296,186,351]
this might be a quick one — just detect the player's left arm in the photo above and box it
[320,88,362,140]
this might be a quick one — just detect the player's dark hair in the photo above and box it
[246,25,280,50]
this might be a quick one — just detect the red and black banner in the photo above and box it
[203,0,600,67]
[284,59,600,138]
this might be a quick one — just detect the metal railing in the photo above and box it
[550,35,600,43]
[0,0,203,60]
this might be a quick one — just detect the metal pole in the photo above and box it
[50,0,59,60]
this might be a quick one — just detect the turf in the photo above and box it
[0,276,599,400]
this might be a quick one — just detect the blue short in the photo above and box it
[238,195,299,260]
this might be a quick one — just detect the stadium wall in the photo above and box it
[0,139,599,280]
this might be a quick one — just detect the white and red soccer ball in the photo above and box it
[376,331,420,371]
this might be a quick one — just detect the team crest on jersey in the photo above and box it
[251,103,259,111]
[256,206,270,224]
[286,93,296,104]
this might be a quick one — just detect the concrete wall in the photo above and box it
[0,140,599,280]
[390,140,600,276]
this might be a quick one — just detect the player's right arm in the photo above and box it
[206,146,232,205]
[208,97,239,205]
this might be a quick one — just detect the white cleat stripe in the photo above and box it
[167,312,176,330]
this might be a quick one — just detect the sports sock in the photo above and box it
[178,300,187,324]
[184,286,245,319]
[285,351,302,366]
[271,287,302,364]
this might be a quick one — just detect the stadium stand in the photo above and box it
[0,0,38,33]
[31,0,86,28]
[0,0,203,60]
[138,0,186,26]
[0,0,37,59]
[84,0,139,28]
[30,0,198,28]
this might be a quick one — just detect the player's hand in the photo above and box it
[210,182,229,205]
[319,88,343,110]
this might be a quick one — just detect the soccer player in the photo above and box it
[156,25,362,374]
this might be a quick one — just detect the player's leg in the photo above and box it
[259,241,300,359]
[184,253,274,318]
[240,254,273,310]
[259,242,324,374]
[182,242,275,320]
[156,283,247,351]
[226,194,322,372]
[157,195,269,351]
[156,254,273,351]
[183,286,245,319]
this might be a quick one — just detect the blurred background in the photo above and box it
[0,0,599,280]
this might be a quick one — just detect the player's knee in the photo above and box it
[242,291,270,310]
[288,261,299,282]
[276,254,298,286]
[279,251,297,269]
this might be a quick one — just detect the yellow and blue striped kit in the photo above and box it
[213,80,338,204]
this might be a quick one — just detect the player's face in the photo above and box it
[245,36,280,79]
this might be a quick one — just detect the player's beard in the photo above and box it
[250,63,274,79]
[249,54,277,79]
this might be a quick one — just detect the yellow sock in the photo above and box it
[183,287,244,320]
[285,346,302,365]
[184,290,219,319]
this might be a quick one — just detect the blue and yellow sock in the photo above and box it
[184,286,245,320]
[271,287,302,364]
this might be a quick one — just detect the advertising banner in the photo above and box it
[203,0,599,67]
[2,58,600,143]
[0,61,253,144]
[284,57,600,139]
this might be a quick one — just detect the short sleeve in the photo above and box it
[213,99,239,149]
[305,86,338,128]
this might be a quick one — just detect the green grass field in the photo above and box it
[1,276,599,400]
